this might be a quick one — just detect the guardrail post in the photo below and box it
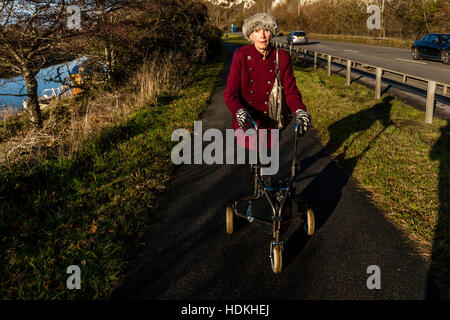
[444,84,448,96]
[375,67,382,99]
[346,60,351,86]
[425,80,436,124]
[403,75,407,84]
[314,52,318,70]
[327,55,331,76]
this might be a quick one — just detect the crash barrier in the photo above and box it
[273,41,449,124]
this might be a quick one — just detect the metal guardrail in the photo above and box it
[273,41,449,124]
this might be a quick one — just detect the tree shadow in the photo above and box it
[426,121,450,299]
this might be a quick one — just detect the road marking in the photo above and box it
[395,58,428,65]
[344,49,359,53]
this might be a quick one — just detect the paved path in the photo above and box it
[111,43,439,300]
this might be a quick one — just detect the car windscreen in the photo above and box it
[293,32,306,37]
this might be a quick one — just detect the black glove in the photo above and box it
[295,109,311,134]
[235,108,251,129]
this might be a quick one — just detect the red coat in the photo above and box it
[224,44,307,132]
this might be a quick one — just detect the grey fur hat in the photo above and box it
[242,13,279,41]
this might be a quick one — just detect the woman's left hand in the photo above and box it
[295,109,311,133]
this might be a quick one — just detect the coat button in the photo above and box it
[264,101,268,105]
[267,81,271,84]
[250,90,254,94]
[264,111,267,114]
[266,91,269,95]
[250,79,254,83]
[270,69,273,72]
[250,67,253,71]
[249,101,253,104]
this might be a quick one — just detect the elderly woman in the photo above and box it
[224,13,311,139]
[224,12,311,151]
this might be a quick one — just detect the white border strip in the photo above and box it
[395,58,428,65]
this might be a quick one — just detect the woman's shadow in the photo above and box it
[284,96,394,265]
[426,121,450,299]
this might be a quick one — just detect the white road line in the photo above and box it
[344,49,359,53]
[395,58,428,65]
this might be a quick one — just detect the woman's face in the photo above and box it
[250,28,272,52]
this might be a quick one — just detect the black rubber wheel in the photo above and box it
[412,47,420,60]
[441,50,450,65]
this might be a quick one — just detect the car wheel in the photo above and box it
[412,47,420,60]
[441,50,450,65]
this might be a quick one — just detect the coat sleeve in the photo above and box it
[224,49,245,116]
[281,51,307,114]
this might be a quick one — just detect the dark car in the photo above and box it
[287,31,308,45]
[411,33,450,64]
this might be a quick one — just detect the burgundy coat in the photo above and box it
[224,44,307,132]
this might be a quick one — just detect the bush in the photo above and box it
[84,0,222,84]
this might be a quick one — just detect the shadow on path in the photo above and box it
[296,96,394,233]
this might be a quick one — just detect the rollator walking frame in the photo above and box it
[226,116,315,274]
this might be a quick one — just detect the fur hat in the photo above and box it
[242,13,279,41]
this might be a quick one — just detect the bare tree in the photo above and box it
[0,1,87,127]
[0,0,130,127]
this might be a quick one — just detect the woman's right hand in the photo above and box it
[236,108,251,129]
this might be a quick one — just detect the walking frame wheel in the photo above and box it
[270,241,283,274]
[226,206,234,235]
[304,207,315,236]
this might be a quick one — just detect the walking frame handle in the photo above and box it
[244,114,303,180]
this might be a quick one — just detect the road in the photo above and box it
[111,43,445,300]
[271,36,450,119]
[273,36,450,85]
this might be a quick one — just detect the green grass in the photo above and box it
[291,59,449,284]
[222,34,251,46]
[0,52,226,299]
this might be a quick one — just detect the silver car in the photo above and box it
[287,31,308,45]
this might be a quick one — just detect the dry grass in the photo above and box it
[0,53,182,170]
[0,50,226,299]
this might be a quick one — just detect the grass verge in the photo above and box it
[222,33,251,46]
[0,51,226,299]
[291,58,449,286]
